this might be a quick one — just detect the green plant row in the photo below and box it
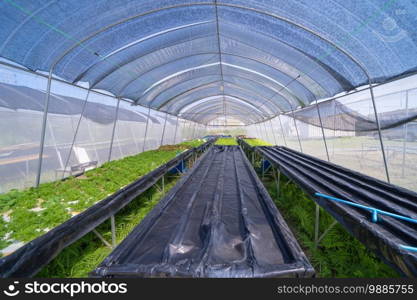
[242,138,272,146]
[0,140,204,255]
[37,177,179,278]
[214,137,238,145]
[263,176,398,277]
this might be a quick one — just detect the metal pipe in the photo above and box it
[315,99,330,161]
[173,116,179,144]
[369,86,390,183]
[277,115,287,147]
[191,122,197,139]
[142,106,152,152]
[269,119,278,145]
[35,70,53,187]
[263,121,270,143]
[108,98,121,162]
[160,113,169,147]
[314,203,320,249]
[110,215,116,249]
[92,229,112,249]
[290,107,303,152]
[402,90,409,178]
[62,89,90,178]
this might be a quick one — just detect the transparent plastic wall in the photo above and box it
[372,78,417,192]
[251,74,417,193]
[0,65,46,192]
[112,100,147,160]
[205,125,246,136]
[319,93,386,182]
[0,64,202,193]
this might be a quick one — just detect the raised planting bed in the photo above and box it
[38,176,180,278]
[264,177,398,277]
[242,138,272,146]
[214,137,238,145]
[92,146,314,278]
[0,139,210,277]
[243,145,399,277]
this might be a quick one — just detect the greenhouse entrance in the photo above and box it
[1,1,417,278]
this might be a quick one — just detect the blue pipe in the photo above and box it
[400,245,417,252]
[315,192,417,253]
[315,192,417,225]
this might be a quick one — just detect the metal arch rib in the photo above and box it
[72,27,332,100]
[92,50,319,104]
[74,23,215,84]
[179,80,284,114]
[38,2,389,179]
[175,94,272,117]
[125,62,304,107]
[152,79,283,113]
[47,2,372,94]
[48,2,364,97]
[138,71,303,113]
[177,96,267,121]
[133,62,302,109]
[191,106,260,124]
[167,93,272,118]
[182,102,263,123]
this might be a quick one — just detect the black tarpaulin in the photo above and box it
[0,141,213,278]
[255,145,417,277]
[92,146,314,278]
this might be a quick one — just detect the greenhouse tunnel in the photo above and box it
[1,0,417,278]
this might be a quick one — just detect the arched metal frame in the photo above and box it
[142,72,293,114]
[30,1,390,185]
[184,105,262,124]
[175,95,270,121]
[135,61,305,109]
[180,96,266,117]
[45,2,349,115]
[157,80,284,115]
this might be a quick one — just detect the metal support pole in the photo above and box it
[277,115,287,147]
[277,169,281,197]
[263,121,270,143]
[269,119,278,145]
[188,121,194,140]
[291,108,303,152]
[315,99,330,161]
[402,90,409,178]
[262,159,265,180]
[108,98,120,162]
[182,120,188,140]
[173,116,179,144]
[160,113,168,147]
[369,86,390,183]
[162,175,165,194]
[316,220,338,246]
[128,119,140,153]
[86,118,100,161]
[256,123,263,140]
[62,90,90,178]
[47,118,64,170]
[110,215,116,248]
[142,106,151,152]
[273,167,280,197]
[191,122,196,140]
[35,71,53,187]
[314,203,320,249]
[92,229,112,249]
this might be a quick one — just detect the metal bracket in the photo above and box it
[314,204,338,249]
